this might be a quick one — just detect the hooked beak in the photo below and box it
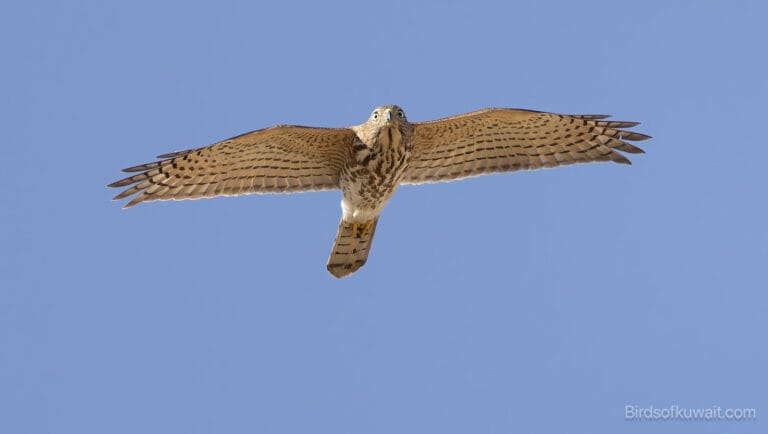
[384,108,393,122]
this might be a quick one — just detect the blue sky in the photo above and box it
[1,1,766,433]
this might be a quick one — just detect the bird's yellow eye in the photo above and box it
[372,111,379,120]
[397,109,405,118]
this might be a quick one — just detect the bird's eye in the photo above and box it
[372,111,379,120]
[397,110,405,118]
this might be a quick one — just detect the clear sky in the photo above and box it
[1,1,766,433]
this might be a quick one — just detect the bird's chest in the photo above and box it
[340,138,411,207]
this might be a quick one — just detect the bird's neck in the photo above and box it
[376,125,403,150]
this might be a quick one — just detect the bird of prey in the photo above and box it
[109,105,650,278]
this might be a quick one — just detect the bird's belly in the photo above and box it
[340,168,404,223]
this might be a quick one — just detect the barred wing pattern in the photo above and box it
[403,109,651,184]
[109,126,355,208]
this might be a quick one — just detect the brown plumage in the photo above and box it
[109,105,651,278]
[109,126,354,208]
[326,218,379,278]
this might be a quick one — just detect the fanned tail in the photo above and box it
[326,217,379,278]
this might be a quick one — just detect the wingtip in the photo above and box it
[107,192,135,209]
[112,199,133,209]
[156,149,191,159]
[122,163,152,173]
[123,197,142,209]
[613,153,633,165]
[575,114,612,120]
[625,132,652,141]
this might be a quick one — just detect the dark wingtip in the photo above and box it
[612,152,633,165]
[621,131,652,141]
[611,121,641,128]
[575,114,612,120]
[111,189,135,200]
[122,163,155,172]
[156,150,192,159]
[107,176,137,188]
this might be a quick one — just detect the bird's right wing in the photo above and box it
[109,125,355,208]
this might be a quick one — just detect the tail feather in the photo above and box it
[326,217,379,278]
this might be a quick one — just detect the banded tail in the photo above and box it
[326,217,379,278]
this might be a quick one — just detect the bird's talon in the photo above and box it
[351,220,373,238]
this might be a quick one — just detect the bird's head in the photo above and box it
[368,105,408,125]
[355,105,412,148]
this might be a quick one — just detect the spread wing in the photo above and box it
[403,108,651,184]
[109,125,355,208]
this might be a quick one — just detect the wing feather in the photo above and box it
[109,125,354,208]
[404,108,650,184]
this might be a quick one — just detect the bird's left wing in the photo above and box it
[109,125,355,208]
[403,108,650,185]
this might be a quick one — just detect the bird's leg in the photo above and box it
[351,220,374,238]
